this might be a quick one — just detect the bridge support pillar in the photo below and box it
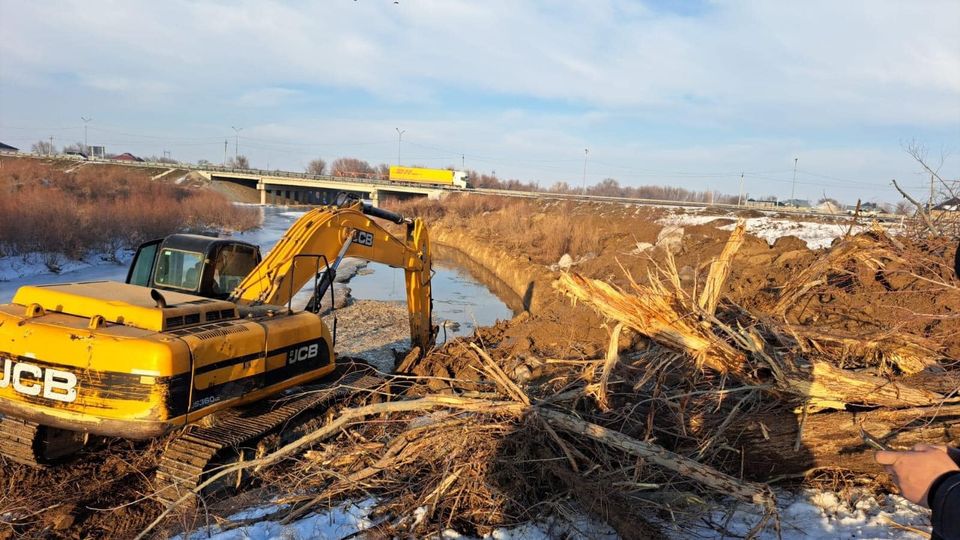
[260,186,267,205]
[369,189,380,208]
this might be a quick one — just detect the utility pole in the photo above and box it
[163,150,171,161]
[395,128,405,165]
[790,157,798,202]
[231,126,242,160]
[224,139,228,166]
[738,172,744,207]
[930,173,935,210]
[461,154,465,170]
[582,148,589,195]
[49,136,54,155]
[80,117,92,154]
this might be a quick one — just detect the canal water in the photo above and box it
[0,206,516,342]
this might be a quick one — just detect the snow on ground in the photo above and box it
[173,488,931,540]
[173,499,376,540]
[173,498,618,540]
[658,209,901,250]
[0,249,134,301]
[0,250,132,282]
[664,488,930,540]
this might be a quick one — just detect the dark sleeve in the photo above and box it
[930,470,960,540]
[954,239,959,280]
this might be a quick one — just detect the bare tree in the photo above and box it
[904,140,956,204]
[330,158,375,178]
[62,141,86,154]
[893,141,959,236]
[894,201,913,215]
[306,158,326,176]
[227,155,250,169]
[31,139,56,155]
[146,155,178,164]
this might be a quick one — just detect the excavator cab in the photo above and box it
[126,234,261,299]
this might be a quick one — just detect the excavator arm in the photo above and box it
[230,198,435,354]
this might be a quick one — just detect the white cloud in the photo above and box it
[0,0,957,202]
[4,0,956,124]
[233,87,302,107]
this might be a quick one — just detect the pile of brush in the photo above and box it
[143,223,959,540]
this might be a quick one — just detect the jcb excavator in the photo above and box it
[0,195,434,496]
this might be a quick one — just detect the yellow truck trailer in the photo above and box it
[388,166,468,188]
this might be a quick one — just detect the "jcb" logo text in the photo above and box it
[0,358,78,403]
[287,343,320,365]
[353,230,374,247]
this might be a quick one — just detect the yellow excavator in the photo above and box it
[0,195,434,495]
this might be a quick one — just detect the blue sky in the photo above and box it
[1,0,958,203]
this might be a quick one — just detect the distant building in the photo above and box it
[65,150,88,159]
[845,202,880,216]
[934,197,960,212]
[932,197,960,222]
[114,152,144,162]
[0,141,18,152]
[780,199,811,208]
[88,145,106,159]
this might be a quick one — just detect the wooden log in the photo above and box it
[698,221,745,316]
[733,403,960,479]
[538,408,774,508]
[784,361,943,409]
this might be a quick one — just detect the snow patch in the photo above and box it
[663,488,930,539]
[173,499,378,540]
[0,249,132,284]
[657,212,898,250]
[173,499,618,540]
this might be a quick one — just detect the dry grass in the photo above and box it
[0,158,260,261]
[387,195,601,263]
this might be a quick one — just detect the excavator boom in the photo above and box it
[231,199,435,353]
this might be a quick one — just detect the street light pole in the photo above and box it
[790,157,798,202]
[582,148,589,195]
[231,126,243,161]
[395,128,405,165]
[80,117,92,154]
[738,172,744,207]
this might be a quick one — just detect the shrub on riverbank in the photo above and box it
[386,195,598,263]
[0,158,260,261]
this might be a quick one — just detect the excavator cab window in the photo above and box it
[154,249,205,292]
[205,244,259,298]
[127,239,161,287]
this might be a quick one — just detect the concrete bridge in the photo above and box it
[196,169,448,206]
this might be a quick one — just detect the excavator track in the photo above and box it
[0,417,42,467]
[155,362,386,503]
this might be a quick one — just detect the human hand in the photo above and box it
[875,444,960,506]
